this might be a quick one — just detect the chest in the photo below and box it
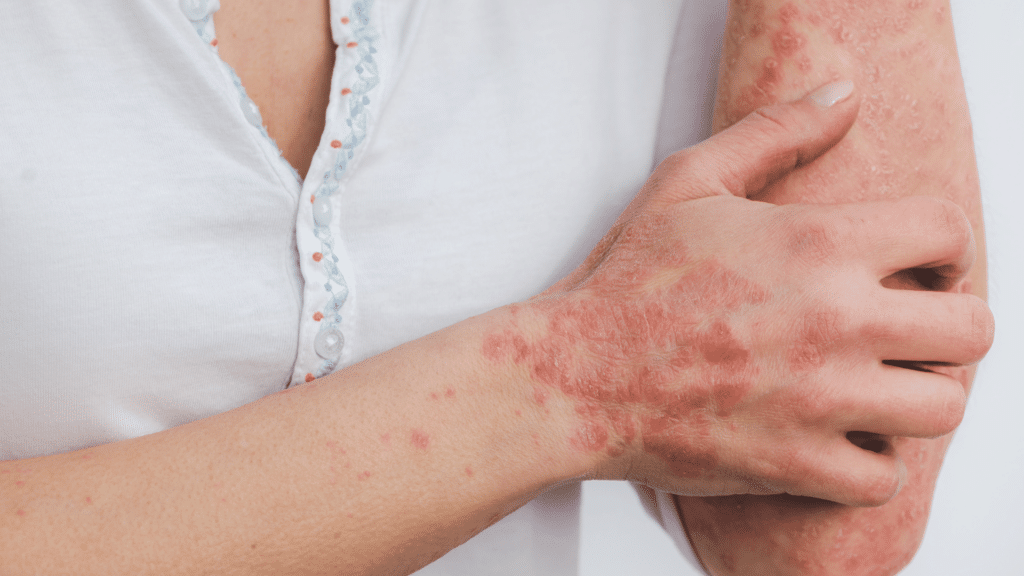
[213,0,335,179]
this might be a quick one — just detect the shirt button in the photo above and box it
[314,328,345,360]
[180,0,212,21]
[312,196,333,227]
[240,94,263,128]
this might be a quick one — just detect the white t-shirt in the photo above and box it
[0,0,725,572]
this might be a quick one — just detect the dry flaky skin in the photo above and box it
[678,1,987,574]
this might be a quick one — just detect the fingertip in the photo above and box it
[792,80,861,168]
[664,79,861,203]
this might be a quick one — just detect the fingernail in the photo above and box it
[807,79,855,108]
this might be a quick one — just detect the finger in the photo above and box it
[862,288,995,366]
[657,80,860,203]
[789,436,906,507]
[853,196,975,288]
[832,362,967,439]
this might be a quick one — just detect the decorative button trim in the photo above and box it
[240,93,263,127]
[180,0,213,21]
[306,0,381,378]
[311,195,333,226]
[314,327,345,360]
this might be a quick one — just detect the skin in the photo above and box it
[676,1,989,574]
[0,2,994,574]
[215,0,335,179]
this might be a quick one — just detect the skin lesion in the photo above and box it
[680,1,984,574]
[717,1,823,130]
[786,307,844,372]
[717,0,975,210]
[482,255,772,480]
[682,433,944,575]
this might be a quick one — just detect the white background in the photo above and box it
[579,0,1024,574]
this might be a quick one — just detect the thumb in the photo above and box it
[659,80,860,202]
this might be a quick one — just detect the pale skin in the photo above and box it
[0,2,992,575]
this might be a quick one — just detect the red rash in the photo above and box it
[410,429,430,450]
[570,421,609,452]
[772,29,806,56]
[683,437,941,574]
[716,0,966,215]
[788,309,843,372]
[689,0,978,571]
[430,388,457,400]
[483,254,770,479]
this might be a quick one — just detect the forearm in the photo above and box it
[677,1,985,574]
[0,308,591,575]
[713,0,983,239]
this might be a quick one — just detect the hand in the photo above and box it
[485,82,994,506]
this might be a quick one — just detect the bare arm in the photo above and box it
[1,65,990,575]
[0,313,592,575]
[676,1,987,574]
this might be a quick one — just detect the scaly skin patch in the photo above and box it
[682,434,946,575]
[483,253,771,480]
[687,1,984,573]
[716,0,977,222]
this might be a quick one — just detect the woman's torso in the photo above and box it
[0,0,723,572]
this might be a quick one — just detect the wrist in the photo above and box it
[477,298,637,484]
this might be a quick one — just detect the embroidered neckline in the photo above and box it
[309,0,380,379]
[183,0,382,384]
[184,1,303,185]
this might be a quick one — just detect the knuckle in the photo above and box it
[816,300,856,343]
[750,103,800,134]
[790,382,837,422]
[654,148,731,201]
[768,440,812,486]
[858,295,905,343]
[782,207,848,266]
[920,196,973,252]
[658,148,696,176]
[788,305,851,373]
